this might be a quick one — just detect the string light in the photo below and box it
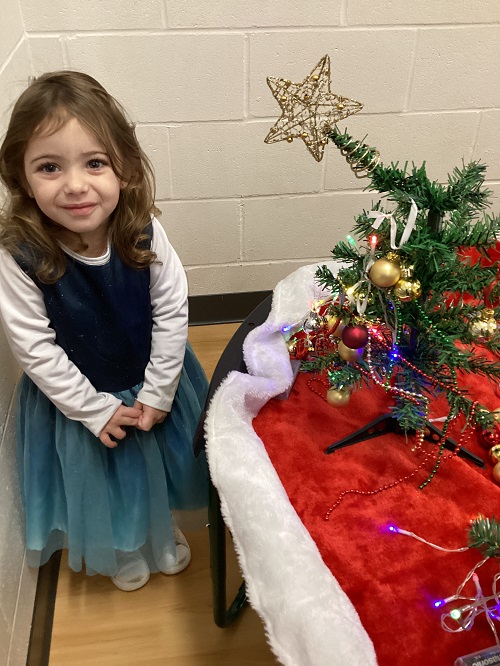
[389,522,500,645]
[347,235,359,251]
[440,571,500,644]
[387,524,469,552]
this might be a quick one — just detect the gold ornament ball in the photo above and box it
[326,388,350,407]
[327,316,345,337]
[482,406,500,423]
[393,277,422,303]
[493,462,500,485]
[489,444,500,465]
[469,317,497,341]
[287,339,297,354]
[369,258,401,288]
[338,340,364,362]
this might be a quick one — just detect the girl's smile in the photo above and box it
[24,117,122,255]
[62,203,98,216]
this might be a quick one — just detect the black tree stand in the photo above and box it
[325,413,485,468]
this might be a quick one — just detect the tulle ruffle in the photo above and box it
[16,343,208,576]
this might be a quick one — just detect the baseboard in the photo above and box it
[188,291,272,326]
[26,551,62,666]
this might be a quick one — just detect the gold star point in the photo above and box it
[264,55,363,162]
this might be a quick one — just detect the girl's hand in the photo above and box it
[99,404,142,448]
[133,400,168,431]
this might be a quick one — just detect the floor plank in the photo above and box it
[49,324,277,665]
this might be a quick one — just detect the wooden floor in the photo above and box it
[49,323,278,665]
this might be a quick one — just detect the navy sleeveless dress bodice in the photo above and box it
[26,249,152,392]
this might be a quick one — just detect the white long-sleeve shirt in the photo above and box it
[0,217,188,437]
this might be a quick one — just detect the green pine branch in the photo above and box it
[468,516,500,558]
[305,127,500,434]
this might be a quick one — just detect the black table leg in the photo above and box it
[208,480,247,627]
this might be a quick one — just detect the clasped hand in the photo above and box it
[99,401,168,448]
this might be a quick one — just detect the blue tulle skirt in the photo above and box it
[16,343,209,576]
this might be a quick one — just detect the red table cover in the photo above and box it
[253,368,500,664]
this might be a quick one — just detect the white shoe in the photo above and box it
[158,526,191,575]
[111,551,150,591]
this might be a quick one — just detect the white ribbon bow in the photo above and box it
[346,279,372,315]
[368,199,418,250]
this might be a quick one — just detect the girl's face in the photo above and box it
[23,117,122,255]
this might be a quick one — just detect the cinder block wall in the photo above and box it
[1,1,500,662]
[0,4,39,664]
[23,0,500,294]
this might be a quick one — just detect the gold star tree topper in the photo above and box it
[264,55,363,162]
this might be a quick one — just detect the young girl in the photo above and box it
[0,71,209,591]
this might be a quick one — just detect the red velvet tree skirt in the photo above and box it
[253,372,500,665]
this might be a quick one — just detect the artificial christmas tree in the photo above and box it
[265,57,500,485]
[298,127,500,484]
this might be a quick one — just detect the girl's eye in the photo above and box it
[88,159,105,169]
[38,163,59,173]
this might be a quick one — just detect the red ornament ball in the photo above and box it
[341,324,369,349]
[289,337,309,360]
[480,424,500,449]
[493,462,500,485]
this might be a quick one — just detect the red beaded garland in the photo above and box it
[302,322,489,511]
[325,461,428,519]
[306,372,441,519]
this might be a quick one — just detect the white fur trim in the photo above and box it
[205,263,378,666]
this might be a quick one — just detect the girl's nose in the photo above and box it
[63,168,89,194]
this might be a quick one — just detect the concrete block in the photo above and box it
[0,0,23,64]
[169,121,323,199]
[347,0,500,25]
[21,0,164,31]
[27,36,66,75]
[0,609,9,666]
[473,110,500,181]
[249,30,416,118]
[157,199,241,266]
[0,41,32,137]
[66,34,244,123]
[409,27,500,111]
[135,125,172,201]
[0,415,25,643]
[8,559,37,666]
[325,111,479,190]
[186,259,327,295]
[243,191,374,261]
[487,183,500,211]
[0,330,18,427]
[167,0,342,28]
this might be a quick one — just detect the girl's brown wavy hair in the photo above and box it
[0,70,157,282]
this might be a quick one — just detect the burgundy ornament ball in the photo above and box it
[341,324,369,349]
[480,424,500,449]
